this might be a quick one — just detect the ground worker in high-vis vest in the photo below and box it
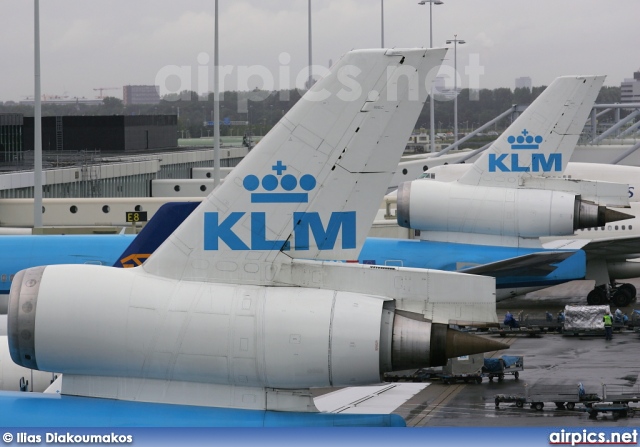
[603,309,613,341]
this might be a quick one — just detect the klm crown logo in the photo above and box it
[204,160,356,252]
[488,129,562,173]
[508,129,544,150]
[243,161,317,203]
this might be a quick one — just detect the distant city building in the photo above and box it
[515,77,532,90]
[621,70,640,103]
[0,114,23,163]
[123,85,161,105]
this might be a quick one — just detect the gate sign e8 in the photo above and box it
[126,211,148,223]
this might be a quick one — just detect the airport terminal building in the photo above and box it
[21,115,178,153]
[0,113,247,202]
[0,114,23,163]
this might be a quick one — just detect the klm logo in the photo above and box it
[203,161,356,251]
[243,160,316,203]
[488,129,562,173]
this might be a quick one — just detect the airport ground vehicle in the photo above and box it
[492,308,639,337]
[494,382,640,416]
[494,383,600,410]
[586,403,635,419]
[430,354,485,385]
[584,384,640,419]
[385,354,485,384]
[385,355,524,384]
[490,311,558,337]
[490,325,546,337]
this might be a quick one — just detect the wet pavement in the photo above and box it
[395,329,640,427]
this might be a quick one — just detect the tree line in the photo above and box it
[0,85,621,139]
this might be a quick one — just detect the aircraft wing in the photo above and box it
[460,251,578,278]
[314,383,428,414]
[548,236,640,260]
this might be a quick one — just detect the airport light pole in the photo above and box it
[308,0,313,89]
[33,0,43,228]
[418,0,443,153]
[213,0,220,187]
[381,0,384,47]
[446,34,465,142]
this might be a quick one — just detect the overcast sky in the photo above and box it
[1,0,636,102]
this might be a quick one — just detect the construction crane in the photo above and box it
[22,93,70,102]
[93,87,119,99]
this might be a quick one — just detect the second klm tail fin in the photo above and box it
[143,48,447,284]
[458,75,605,187]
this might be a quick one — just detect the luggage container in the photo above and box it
[563,305,609,335]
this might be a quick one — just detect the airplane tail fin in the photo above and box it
[143,48,447,283]
[458,75,605,187]
[114,202,199,268]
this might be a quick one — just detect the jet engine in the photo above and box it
[8,265,505,389]
[397,180,631,238]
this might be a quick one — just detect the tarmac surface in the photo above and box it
[395,319,640,427]
[309,285,640,427]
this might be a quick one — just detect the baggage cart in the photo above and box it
[416,353,485,384]
[494,382,600,411]
[386,355,525,385]
[586,403,635,420]
[482,355,524,382]
[489,326,544,338]
[386,354,485,384]
[602,383,640,404]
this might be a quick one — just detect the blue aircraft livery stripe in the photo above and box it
[0,392,405,427]
[251,193,308,203]
[0,234,135,295]
[511,144,538,150]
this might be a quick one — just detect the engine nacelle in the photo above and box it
[397,180,614,238]
[8,265,503,389]
[607,260,640,281]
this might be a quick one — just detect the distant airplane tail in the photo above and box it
[396,75,610,246]
[458,75,605,187]
[142,48,448,283]
[114,202,199,268]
